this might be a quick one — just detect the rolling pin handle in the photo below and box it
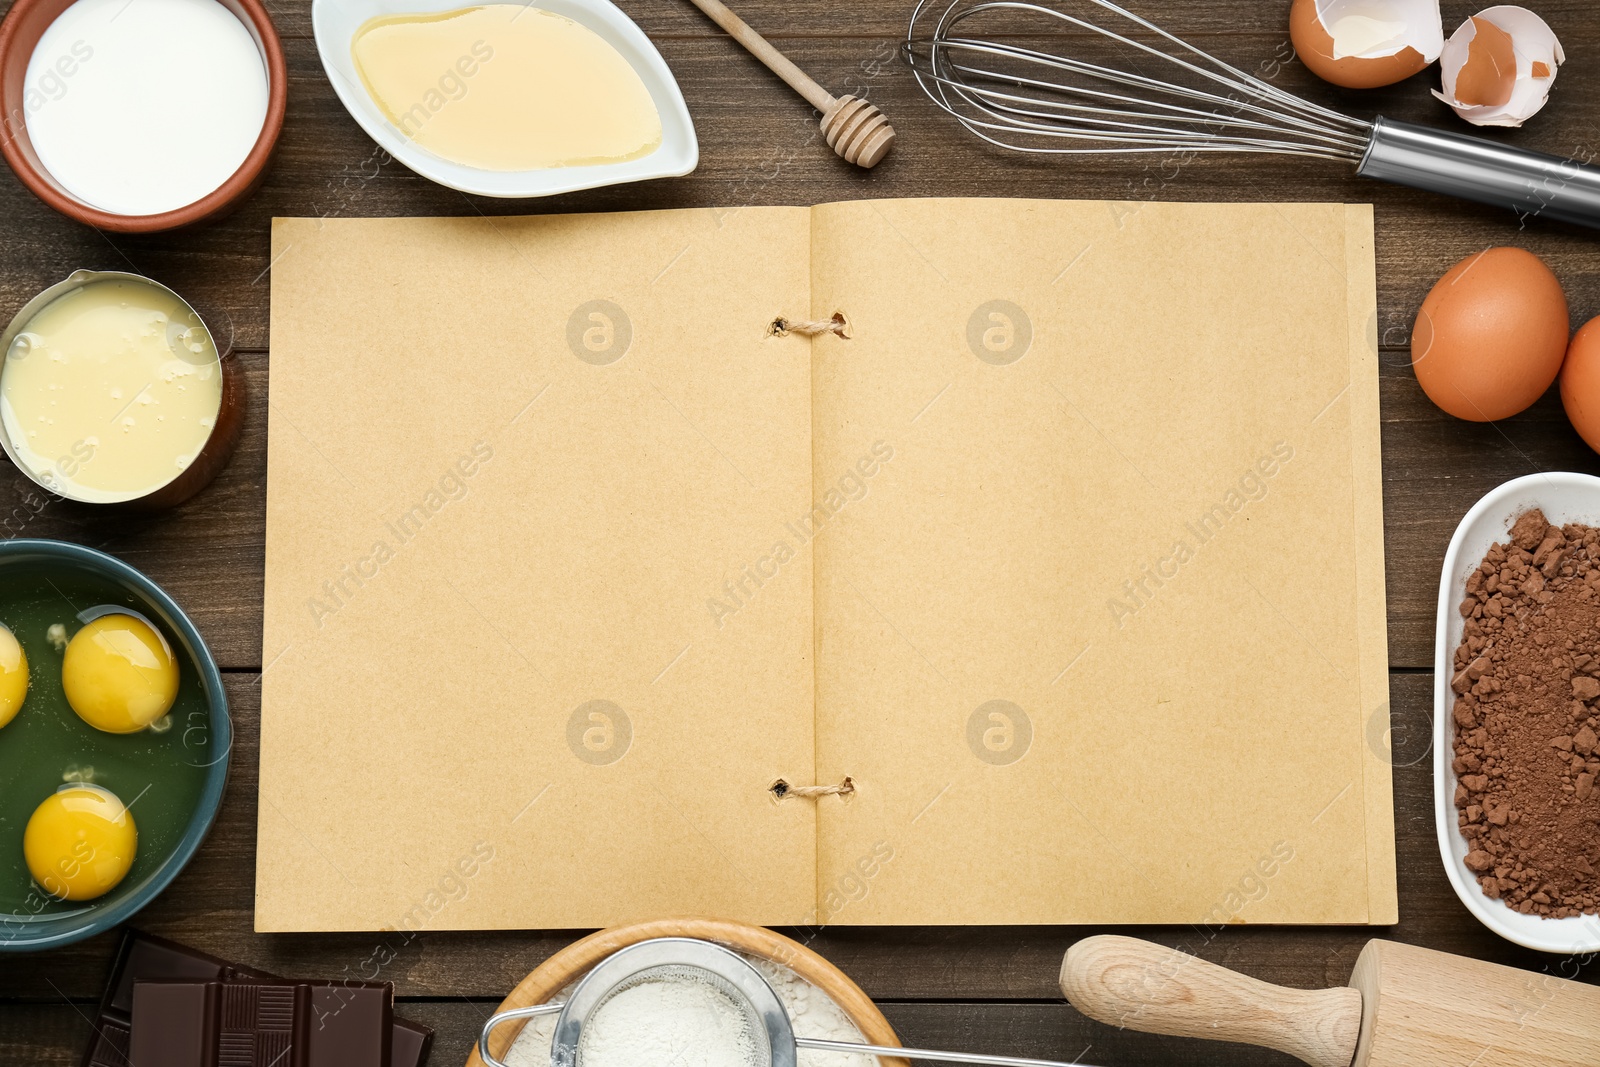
[1060,936,1362,1067]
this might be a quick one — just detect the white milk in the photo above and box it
[24,0,270,216]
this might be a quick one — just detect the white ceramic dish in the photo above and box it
[1434,471,1600,954]
[311,0,697,197]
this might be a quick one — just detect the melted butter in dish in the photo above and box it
[352,5,663,171]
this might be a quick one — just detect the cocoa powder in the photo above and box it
[1451,508,1600,918]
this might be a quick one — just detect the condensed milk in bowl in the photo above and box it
[0,271,245,510]
[313,0,697,197]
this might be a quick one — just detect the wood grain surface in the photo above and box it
[2,0,1599,1063]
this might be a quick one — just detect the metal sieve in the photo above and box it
[479,937,1096,1067]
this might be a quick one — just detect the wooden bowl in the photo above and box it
[0,0,287,232]
[466,918,910,1067]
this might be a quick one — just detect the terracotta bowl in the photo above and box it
[0,0,287,232]
[466,918,910,1067]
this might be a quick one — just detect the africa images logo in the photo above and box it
[567,300,632,366]
[967,700,1032,766]
[967,300,1032,366]
[567,699,632,766]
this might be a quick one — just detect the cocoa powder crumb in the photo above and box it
[1452,509,1600,918]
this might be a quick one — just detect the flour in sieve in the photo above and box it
[577,977,757,1067]
[504,952,876,1067]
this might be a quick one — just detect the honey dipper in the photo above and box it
[682,0,895,168]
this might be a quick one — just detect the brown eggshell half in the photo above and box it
[1560,317,1600,453]
[1433,7,1564,127]
[1412,247,1569,422]
[1290,0,1431,88]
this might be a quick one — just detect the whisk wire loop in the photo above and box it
[932,48,1367,152]
[904,0,1372,160]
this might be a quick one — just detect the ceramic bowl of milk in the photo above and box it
[0,0,287,232]
[0,271,246,510]
[313,0,698,197]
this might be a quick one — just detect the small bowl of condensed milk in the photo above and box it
[0,271,245,510]
[314,0,698,197]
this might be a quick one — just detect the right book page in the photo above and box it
[808,197,1393,925]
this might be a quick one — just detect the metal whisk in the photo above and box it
[903,0,1600,230]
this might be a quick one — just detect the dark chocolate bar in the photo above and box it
[130,979,392,1067]
[82,930,432,1067]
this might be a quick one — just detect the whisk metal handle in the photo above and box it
[1359,117,1600,231]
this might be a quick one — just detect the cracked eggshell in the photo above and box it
[1290,0,1444,89]
[1434,7,1563,127]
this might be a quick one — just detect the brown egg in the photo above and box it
[1560,317,1600,452]
[1412,247,1569,422]
[1290,0,1443,89]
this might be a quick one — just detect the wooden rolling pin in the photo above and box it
[682,0,895,168]
[1061,935,1597,1067]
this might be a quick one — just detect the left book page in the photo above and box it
[259,210,817,930]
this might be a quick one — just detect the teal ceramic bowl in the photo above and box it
[0,540,230,952]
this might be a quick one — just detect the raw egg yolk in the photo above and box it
[23,785,138,901]
[0,624,26,729]
[62,614,179,734]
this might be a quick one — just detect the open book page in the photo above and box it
[1342,209,1397,926]
[808,198,1393,925]
[259,209,818,930]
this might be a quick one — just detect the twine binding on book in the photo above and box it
[770,312,851,338]
[771,776,855,799]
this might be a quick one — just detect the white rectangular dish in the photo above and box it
[1434,471,1600,953]
[312,0,698,197]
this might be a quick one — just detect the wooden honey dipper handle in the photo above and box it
[1061,936,1363,1067]
[681,0,895,167]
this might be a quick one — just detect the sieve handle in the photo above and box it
[798,1036,1102,1066]
[1358,116,1600,230]
[477,1003,564,1067]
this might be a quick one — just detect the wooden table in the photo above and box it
[3,1,1599,1063]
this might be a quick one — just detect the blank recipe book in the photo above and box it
[257,198,1395,930]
